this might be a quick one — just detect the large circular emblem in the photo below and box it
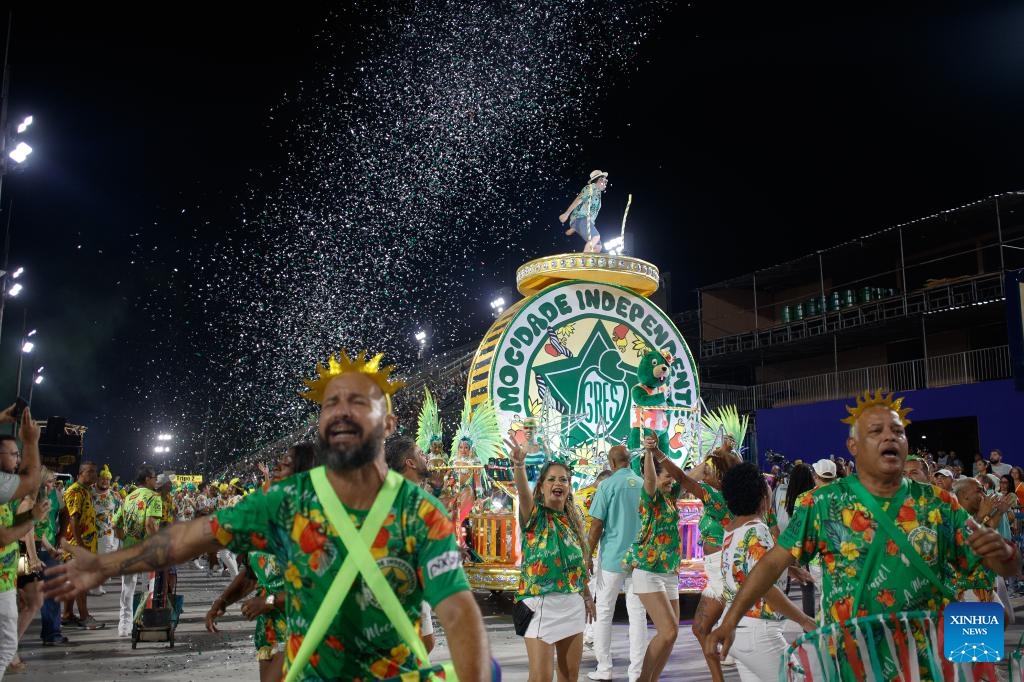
[470,280,700,463]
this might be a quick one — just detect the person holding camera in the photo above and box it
[0,405,42,506]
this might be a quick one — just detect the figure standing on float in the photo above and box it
[560,170,608,253]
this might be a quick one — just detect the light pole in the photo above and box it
[26,365,41,405]
[415,331,427,360]
[14,317,34,396]
[154,433,173,456]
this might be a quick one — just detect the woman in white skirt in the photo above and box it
[625,438,682,682]
[719,463,816,681]
[508,439,595,682]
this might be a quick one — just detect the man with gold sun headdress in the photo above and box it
[705,390,1021,681]
[45,351,492,682]
[90,464,121,596]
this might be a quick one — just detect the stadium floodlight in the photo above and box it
[8,142,32,164]
[16,116,32,134]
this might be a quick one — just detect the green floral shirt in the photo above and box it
[114,488,163,547]
[34,489,60,548]
[517,504,586,599]
[698,482,731,550]
[721,521,785,620]
[63,481,97,552]
[211,469,468,682]
[626,484,681,573]
[249,551,287,657]
[0,502,17,592]
[569,184,602,223]
[778,477,979,681]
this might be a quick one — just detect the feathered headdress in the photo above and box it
[416,387,443,454]
[99,464,113,480]
[451,397,503,465]
[299,350,405,413]
[840,389,912,426]
[701,405,749,449]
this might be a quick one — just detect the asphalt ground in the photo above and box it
[10,565,1024,681]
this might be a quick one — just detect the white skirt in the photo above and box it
[522,592,586,644]
[703,550,725,599]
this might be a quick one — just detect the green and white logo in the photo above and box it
[490,281,699,461]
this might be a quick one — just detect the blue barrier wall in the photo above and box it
[755,379,1024,465]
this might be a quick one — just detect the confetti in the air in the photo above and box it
[130,1,672,473]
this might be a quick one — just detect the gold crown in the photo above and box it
[300,350,405,412]
[840,389,912,426]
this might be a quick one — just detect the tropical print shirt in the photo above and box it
[114,488,163,548]
[34,488,60,548]
[626,484,681,573]
[63,481,97,552]
[721,520,785,620]
[211,469,468,682]
[517,504,586,600]
[569,183,602,223]
[698,482,732,550]
[92,487,120,540]
[0,501,17,592]
[575,484,598,537]
[778,477,980,681]
[249,551,287,657]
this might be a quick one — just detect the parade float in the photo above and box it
[455,252,709,593]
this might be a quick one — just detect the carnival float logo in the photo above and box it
[487,281,699,459]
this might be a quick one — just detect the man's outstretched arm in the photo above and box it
[44,516,222,600]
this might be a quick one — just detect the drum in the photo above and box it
[783,611,950,681]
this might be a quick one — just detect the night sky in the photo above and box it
[2,3,1022,477]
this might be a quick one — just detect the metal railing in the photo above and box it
[749,345,1011,410]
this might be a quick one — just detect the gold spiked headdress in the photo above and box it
[840,389,912,426]
[299,350,405,413]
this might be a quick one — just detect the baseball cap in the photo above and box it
[812,459,837,479]
[934,468,954,479]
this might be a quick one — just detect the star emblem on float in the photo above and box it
[533,324,633,445]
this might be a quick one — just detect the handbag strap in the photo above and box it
[845,476,956,607]
[283,467,404,682]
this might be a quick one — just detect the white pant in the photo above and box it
[0,589,16,678]
[593,568,648,681]
[97,534,119,556]
[217,549,238,577]
[120,573,143,631]
[731,616,787,682]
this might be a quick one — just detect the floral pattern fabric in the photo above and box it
[92,488,120,540]
[517,504,586,600]
[626,484,681,573]
[63,481,98,552]
[778,477,979,681]
[0,502,17,592]
[721,520,785,620]
[114,487,163,548]
[697,482,732,550]
[211,469,468,682]
[34,489,60,547]
[249,551,287,660]
[569,184,602,222]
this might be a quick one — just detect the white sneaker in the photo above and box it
[722,655,736,666]
[587,672,613,681]
[88,588,104,597]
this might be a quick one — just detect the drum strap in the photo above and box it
[845,477,956,615]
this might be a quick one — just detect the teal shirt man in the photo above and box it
[589,465,643,572]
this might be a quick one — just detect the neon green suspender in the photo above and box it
[285,467,456,682]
